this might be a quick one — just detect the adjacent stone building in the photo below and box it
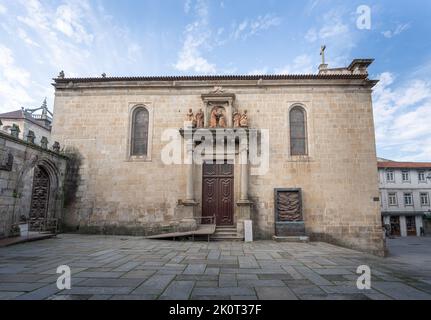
[378,159,431,236]
[0,131,67,238]
[51,59,385,255]
[0,99,53,145]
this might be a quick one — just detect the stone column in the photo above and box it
[185,139,194,202]
[239,139,249,201]
[240,161,249,201]
[237,138,252,237]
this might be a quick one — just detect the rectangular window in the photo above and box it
[386,170,394,182]
[388,193,398,206]
[402,170,410,182]
[420,193,430,206]
[404,193,413,206]
[418,171,426,182]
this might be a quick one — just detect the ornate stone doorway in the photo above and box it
[202,162,234,226]
[29,166,50,219]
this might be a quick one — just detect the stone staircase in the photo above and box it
[211,226,244,241]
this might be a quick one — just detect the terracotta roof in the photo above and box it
[378,161,431,169]
[0,109,25,119]
[53,73,371,83]
[0,109,51,131]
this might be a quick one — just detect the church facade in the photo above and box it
[51,59,385,255]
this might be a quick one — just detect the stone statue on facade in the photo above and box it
[218,109,226,128]
[240,110,248,127]
[209,108,218,128]
[233,111,240,128]
[195,109,204,128]
[185,108,196,128]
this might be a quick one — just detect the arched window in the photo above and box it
[131,107,149,156]
[289,106,307,156]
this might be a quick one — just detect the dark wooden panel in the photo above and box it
[202,163,234,226]
[218,177,233,225]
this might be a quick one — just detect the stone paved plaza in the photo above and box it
[0,234,431,300]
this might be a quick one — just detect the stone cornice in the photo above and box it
[53,75,378,90]
[0,131,68,159]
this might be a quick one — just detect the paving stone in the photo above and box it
[88,294,113,300]
[195,281,218,288]
[219,274,237,287]
[255,287,298,300]
[238,279,286,287]
[1,235,431,300]
[258,274,293,280]
[132,274,175,294]
[77,278,144,288]
[294,267,333,286]
[0,282,46,292]
[111,294,158,300]
[281,266,304,280]
[59,286,134,295]
[74,271,124,278]
[192,287,255,296]
[372,281,431,300]
[183,264,206,275]
[0,291,24,299]
[14,283,60,300]
[160,281,195,300]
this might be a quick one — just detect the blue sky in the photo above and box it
[0,0,430,161]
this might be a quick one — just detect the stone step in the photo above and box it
[272,235,309,243]
[211,235,244,241]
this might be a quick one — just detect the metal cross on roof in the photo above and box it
[320,45,326,65]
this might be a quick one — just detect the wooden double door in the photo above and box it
[202,162,234,226]
[29,166,50,219]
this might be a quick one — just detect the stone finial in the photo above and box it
[58,70,65,79]
[101,73,106,78]
[10,124,20,138]
[40,136,48,149]
[26,130,35,144]
[52,141,61,152]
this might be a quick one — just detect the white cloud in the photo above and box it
[232,14,281,40]
[373,71,431,161]
[305,9,349,42]
[0,3,7,14]
[382,23,410,39]
[276,54,315,74]
[54,3,94,45]
[0,45,33,110]
[175,0,216,74]
[0,0,149,113]
[17,28,40,47]
[184,0,192,14]
[247,67,269,75]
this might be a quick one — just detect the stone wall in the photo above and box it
[51,77,385,255]
[0,132,67,238]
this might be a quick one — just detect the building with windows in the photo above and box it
[0,99,53,146]
[378,160,431,237]
[51,58,385,255]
